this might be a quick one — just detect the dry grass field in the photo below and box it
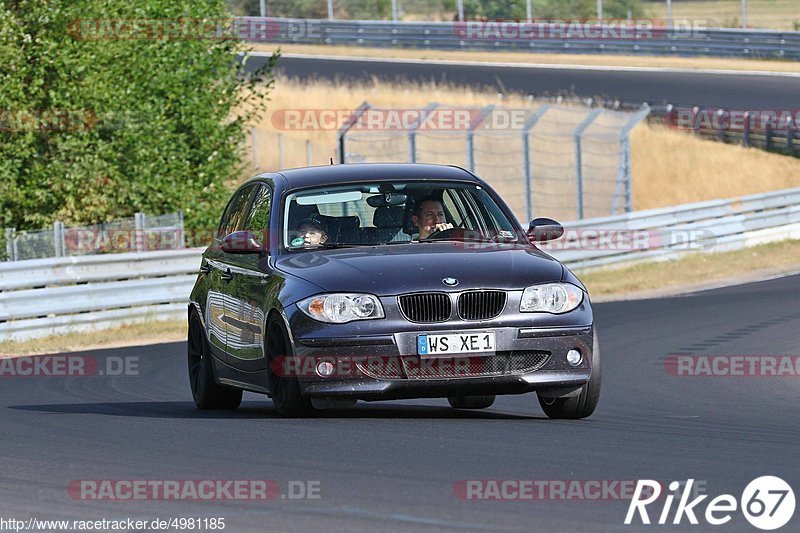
[245,76,800,212]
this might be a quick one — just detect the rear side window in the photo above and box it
[218,185,256,239]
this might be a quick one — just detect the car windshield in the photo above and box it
[283,181,520,250]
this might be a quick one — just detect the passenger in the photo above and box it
[411,196,453,239]
[292,215,328,247]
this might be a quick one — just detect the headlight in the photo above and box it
[520,283,584,314]
[298,293,385,323]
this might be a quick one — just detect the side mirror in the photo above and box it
[220,230,268,254]
[527,218,564,242]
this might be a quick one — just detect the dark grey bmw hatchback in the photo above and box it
[188,163,599,418]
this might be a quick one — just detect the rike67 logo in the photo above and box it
[625,477,795,530]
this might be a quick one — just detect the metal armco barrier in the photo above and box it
[2,187,799,342]
[241,17,800,60]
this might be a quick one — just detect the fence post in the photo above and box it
[277,132,284,169]
[305,140,312,166]
[466,104,496,173]
[251,127,258,170]
[521,105,551,223]
[337,101,371,164]
[615,105,651,214]
[5,227,14,261]
[573,109,603,220]
[53,221,64,257]
[134,212,145,253]
[177,210,185,249]
[408,102,438,164]
[765,123,773,150]
[743,112,751,147]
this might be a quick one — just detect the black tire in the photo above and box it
[188,312,242,410]
[538,333,601,419]
[266,316,315,418]
[448,395,496,410]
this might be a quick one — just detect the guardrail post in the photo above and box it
[573,109,603,220]
[305,139,312,166]
[521,105,551,223]
[337,101,371,164]
[134,212,145,253]
[716,109,726,142]
[787,118,795,154]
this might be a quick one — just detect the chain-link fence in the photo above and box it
[3,212,184,261]
[338,102,649,222]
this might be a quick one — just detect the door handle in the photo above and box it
[199,262,211,274]
[221,268,234,282]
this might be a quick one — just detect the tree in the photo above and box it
[0,0,276,243]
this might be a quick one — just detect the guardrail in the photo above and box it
[552,186,800,269]
[245,17,800,59]
[0,249,202,343]
[2,187,799,342]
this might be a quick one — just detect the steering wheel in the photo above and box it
[423,217,480,240]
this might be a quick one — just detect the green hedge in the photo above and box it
[0,0,276,245]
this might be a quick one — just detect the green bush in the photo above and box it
[0,0,276,244]
[457,0,645,20]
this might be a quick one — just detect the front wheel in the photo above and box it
[266,316,315,418]
[188,312,242,410]
[448,395,496,410]
[538,333,600,419]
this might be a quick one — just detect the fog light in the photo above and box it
[566,349,582,366]
[316,360,335,377]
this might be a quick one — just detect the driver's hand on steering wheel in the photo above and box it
[431,222,453,233]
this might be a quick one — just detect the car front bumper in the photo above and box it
[291,325,594,401]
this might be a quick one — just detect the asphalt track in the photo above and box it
[263,54,800,110]
[2,274,799,532]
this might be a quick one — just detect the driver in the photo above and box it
[411,196,453,239]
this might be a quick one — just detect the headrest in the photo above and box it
[373,206,404,228]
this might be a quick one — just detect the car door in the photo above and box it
[201,185,256,361]
[219,182,275,372]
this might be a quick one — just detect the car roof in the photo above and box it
[249,163,480,190]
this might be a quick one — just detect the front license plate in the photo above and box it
[417,332,496,356]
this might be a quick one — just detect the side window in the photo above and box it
[244,185,272,232]
[218,185,256,239]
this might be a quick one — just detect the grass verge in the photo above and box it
[0,319,186,357]
[255,43,800,74]
[580,238,800,300]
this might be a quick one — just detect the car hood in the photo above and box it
[275,242,564,295]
